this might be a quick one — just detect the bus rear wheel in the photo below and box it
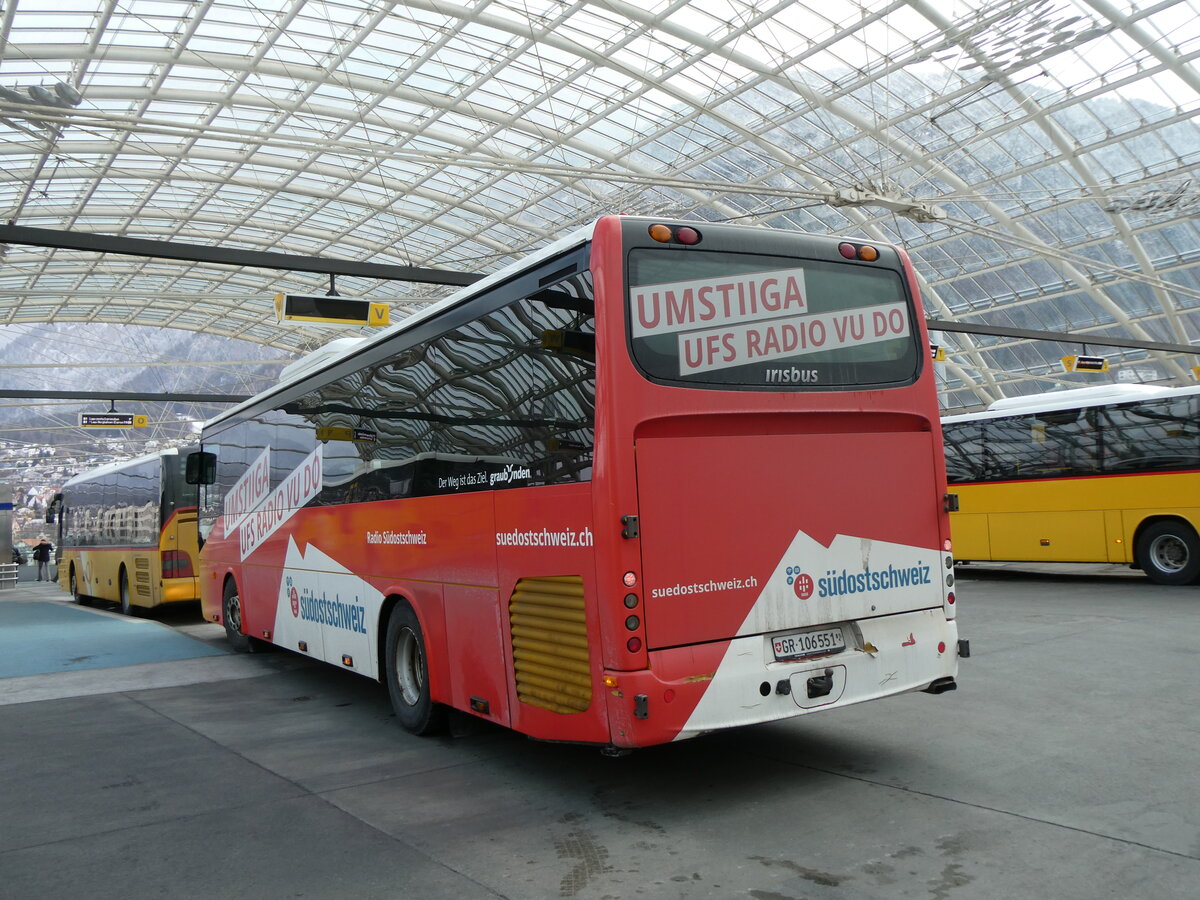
[119,569,134,615]
[384,603,446,735]
[69,567,90,606]
[222,579,255,653]
[1136,521,1200,585]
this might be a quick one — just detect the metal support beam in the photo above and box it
[0,224,484,287]
[0,390,250,403]
[926,319,1200,356]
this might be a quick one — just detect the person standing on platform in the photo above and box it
[32,536,52,582]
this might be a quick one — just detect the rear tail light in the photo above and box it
[648,223,703,245]
[838,241,880,261]
[161,550,194,578]
[620,575,646,661]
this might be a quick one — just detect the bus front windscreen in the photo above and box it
[627,249,921,389]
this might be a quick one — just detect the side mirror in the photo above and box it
[45,492,62,523]
[186,451,217,486]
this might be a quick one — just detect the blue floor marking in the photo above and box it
[0,602,227,678]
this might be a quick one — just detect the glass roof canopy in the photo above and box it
[0,0,1198,415]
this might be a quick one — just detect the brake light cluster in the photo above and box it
[161,550,194,578]
[623,571,642,652]
[838,241,879,261]
[648,223,702,245]
[943,547,956,620]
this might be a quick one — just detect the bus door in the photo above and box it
[634,426,946,651]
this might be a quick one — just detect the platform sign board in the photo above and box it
[1061,355,1109,373]
[79,413,148,428]
[316,426,377,443]
[275,293,390,327]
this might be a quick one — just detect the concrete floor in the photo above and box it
[0,567,1196,899]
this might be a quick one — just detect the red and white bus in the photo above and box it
[189,216,962,749]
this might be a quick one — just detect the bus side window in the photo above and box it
[983,415,1044,480]
[1044,411,1099,477]
[1102,397,1200,472]
[285,265,596,504]
[943,422,985,483]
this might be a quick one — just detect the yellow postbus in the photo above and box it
[942,384,1200,585]
[48,448,201,613]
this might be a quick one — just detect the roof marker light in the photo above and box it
[648,224,673,243]
[858,245,879,261]
[838,242,857,259]
[675,226,701,245]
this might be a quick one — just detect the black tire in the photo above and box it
[118,569,134,615]
[222,578,255,652]
[384,603,446,735]
[69,567,90,606]
[1135,521,1200,585]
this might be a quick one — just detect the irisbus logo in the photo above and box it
[786,565,814,600]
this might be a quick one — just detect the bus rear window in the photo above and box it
[627,249,920,389]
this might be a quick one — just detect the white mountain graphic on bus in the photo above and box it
[741,531,940,636]
[273,537,385,678]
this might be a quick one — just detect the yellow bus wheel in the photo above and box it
[1136,521,1200,585]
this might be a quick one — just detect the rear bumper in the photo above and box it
[158,576,200,606]
[604,608,958,747]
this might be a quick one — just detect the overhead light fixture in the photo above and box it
[829,187,947,223]
[54,83,83,106]
[0,81,83,128]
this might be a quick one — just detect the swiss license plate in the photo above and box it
[772,626,846,662]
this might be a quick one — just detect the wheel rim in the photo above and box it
[1149,534,1189,575]
[394,626,423,706]
[225,591,242,632]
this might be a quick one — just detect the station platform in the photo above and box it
[0,586,226,678]
[0,582,280,707]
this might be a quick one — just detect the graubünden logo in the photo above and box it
[290,586,300,617]
[786,565,814,600]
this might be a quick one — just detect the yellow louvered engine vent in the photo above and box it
[135,556,152,595]
[509,576,592,714]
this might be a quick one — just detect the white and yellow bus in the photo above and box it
[942,384,1200,585]
[48,448,201,613]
